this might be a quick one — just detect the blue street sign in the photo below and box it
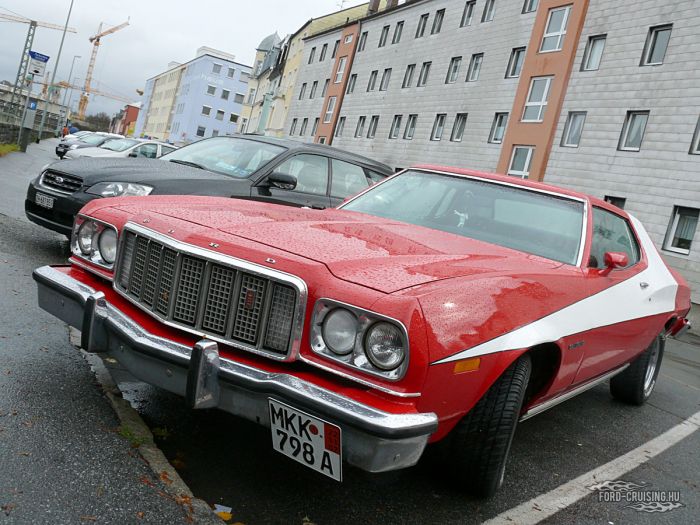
[29,101,37,110]
[29,51,50,63]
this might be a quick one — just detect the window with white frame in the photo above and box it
[229,113,239,123]
[312,117,319,136]
[335,116,346,137]
[355,116,366,137]
[508,146,534,178]
[299,83,307,100]
[450,113,468,142]
[324,97,337,123]
[201,105,212,116]
[561,111,586,147]
[308,47,316,64]
[522,0,538,14]
[416,13,429,38]
[461,1,476,27]
[196,126,206,137]
[404,114,418,139]
[641,24,672,65]
[489,112,508,143]
[431,9,445,34]
[367,115,380,138]
[402,64,416,87]
[318,137,327,144]
[540,5,571,52]
[379,25,390,47]
[358,31,368,52]
[344,34,353,44]
[212,63,222,74]
[335,56,347,83]
[240,118,248,133]
[320,43,328,62]
[227,67,235,78]
[618,111,649,151]
[367,70,378,91]
[482,0,495,22]
[522,76,552,122]
[234,93,245,104]
[290,119,298,136]
[221,89,230,100]
[466,53,484,81]
[379,68,392,91]
[206,85,216,95]
[417,61,431,86]
[310,81,318,99]
[664,206,699,254]
[506,47,526,78]
[581,34,606,71]
[332,40,340,59]
[691,116,700,154]
[346,74,357,94]
[212,129,219,137]
[389,115,403,139]
[300,118,309,136]
[322,78,330,97]
[446,56,462,84]
[392,21,404,44]
[215,110,224,121]
[430,114,447,141]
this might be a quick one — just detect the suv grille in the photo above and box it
[115,228,303,359]
[41,170,83,193]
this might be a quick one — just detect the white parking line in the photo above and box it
[484,409,700,525]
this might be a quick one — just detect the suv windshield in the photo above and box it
[160,137,287,178]
[341,170,585,265]
[101,138,139,152]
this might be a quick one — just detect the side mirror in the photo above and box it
[128,151,138,158]
[599,252,628,276]
[267,171,297,190]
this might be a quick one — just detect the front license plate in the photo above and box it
[269,399,342,481]
[35,192,54,209]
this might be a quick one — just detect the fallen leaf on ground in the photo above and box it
[159,471,173,485]
[139,475,154,487]
[79,516,97,522]
[1,503,16,516]
[136,511,145,519]
[18,452,31,457]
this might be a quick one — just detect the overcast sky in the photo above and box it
[0,0,367,115]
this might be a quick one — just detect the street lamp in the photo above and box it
[57,54,80,134]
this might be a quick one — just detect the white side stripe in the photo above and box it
[434,214,678,365]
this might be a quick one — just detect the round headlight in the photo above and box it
[98,228,118,264]
[77,221,96,254]
[322,308,357,355]
[365,322,405,370]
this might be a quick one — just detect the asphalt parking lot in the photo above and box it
[1,139,699,524]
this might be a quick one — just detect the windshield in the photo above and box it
[101,138,140,152]
[160,137,286,178]
[81,134,108,145]
[341,170,585,265]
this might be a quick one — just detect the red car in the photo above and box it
[34,166,691,497]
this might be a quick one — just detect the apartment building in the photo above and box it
[134,47,252,143]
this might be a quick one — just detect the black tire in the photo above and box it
[610,334,664,405]
[449,354,531,498]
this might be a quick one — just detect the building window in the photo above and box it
[221,89,230,100]
[604,196,626,209]
[540,6,571,53]
[240,118,248,133]
[324,97,337,123]
[206,85,216,95]
[290,118,298,135]
[367,70,378,91]
[445,56,462,84]
[227,67,235,78]
[201,105,212,116]
[561,111,586,147]
[355,116,366,137]
[489,112,509,143]
[522,0,538,13]
[229,113,239,123]
[318,136,327,144]
[346,74,357,94]
[522,76,553,122]
[335,116,346,137]
[451,113,468,142]
[392,21,404,44]
[300,118,309,136]
[215,110,224,121]
[379,25,390,47]
[322,78,330,97]
[308,47,316,64]
[430,113,447,141]
[641,24,672,66]
[379,68,392,91]
[402,64,416,88]
[212,63,222,74]
[299,83,307,100]
[310,81,318,99]
[247,88,257,104]
[367,115,380,138]
[482,0,496,23]
[664,206,699,254]
[404,114,418,139]
[431,9,445,34]
[389,115,403,139]
[417,61,432,86]
[416,13,429,38]
[234,93,245,104]
[581,34,606,71]
[506,47,526,78]
[332,39,340,59]
[690,116,700,154]
[320,43,328,61]
[618,111,649,151]
[335,56,347,83]
[508,146,534,178]
[344,34,353,44]
[358,31,368,52]
[466,53,484,81]
[312,118,319,136]
[196,126,206,137]
[212,129,219,137]
[461,1,476,27]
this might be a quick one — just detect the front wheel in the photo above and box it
[610,334,664,405]
[449,354,531,498]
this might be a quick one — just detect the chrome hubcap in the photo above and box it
[643,339,660,397]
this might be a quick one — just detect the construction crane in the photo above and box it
[55,81,131,104]
[0,12,77,117]
[77,19,129,119]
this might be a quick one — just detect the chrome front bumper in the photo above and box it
[34,265,438,473]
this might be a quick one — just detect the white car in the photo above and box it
[64,138,177,160]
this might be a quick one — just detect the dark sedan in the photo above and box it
[26,135,392,236]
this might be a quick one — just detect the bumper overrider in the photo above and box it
[33,265,438,473]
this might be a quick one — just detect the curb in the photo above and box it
[69,327,224,525]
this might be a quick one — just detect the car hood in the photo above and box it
[67,146,110,157]
[119,197,562,294]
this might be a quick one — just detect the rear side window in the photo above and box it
[589,207,640,268]
[274,154,329,195]
[366,170,386,184]
[330,159,370,198]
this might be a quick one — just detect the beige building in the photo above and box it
[140,61,185,140]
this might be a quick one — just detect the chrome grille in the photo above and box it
[41,170,83,193]
[114,227,304,359]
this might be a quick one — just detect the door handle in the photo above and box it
[639,282,649,289]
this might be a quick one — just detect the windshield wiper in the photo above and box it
[169,159,205,170]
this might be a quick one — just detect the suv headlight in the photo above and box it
[86,182,153,197]
[311,299,408,381]
[71,215,119,271]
